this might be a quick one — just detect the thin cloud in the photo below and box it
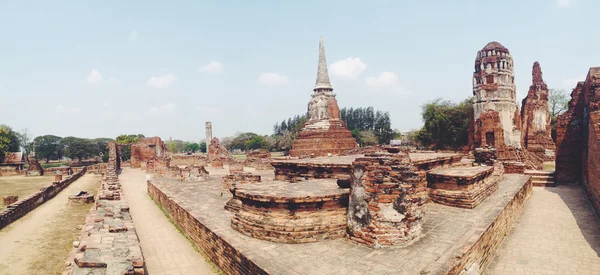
[150,102,176,114]
[556,0,571,7]
[56,105,80,113]
[87,69,104,84]
[129,30,138,42]
[147,73,176,89]
[257,72,289,86]
[199,61,224,74]
[365,71,410,96]
[196,105,220,114]
[330,57,367,79]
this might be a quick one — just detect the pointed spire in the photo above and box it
[314,36,333,91]
[532,61,544,85]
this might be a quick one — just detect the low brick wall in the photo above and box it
[0,168,86,230]
[148,180,267,275]
[445,175,532,274]
[0,169,26,176]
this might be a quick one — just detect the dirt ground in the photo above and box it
[0,175,55,211]
[0,174,101,275]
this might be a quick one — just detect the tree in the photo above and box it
[417,97,473,150]
[229,133,259,151]
[549,89,570,142]
[273,131,294,153]
[0,125,12,161]
[61,137,94,162]
[246,136,268,150]
[199,141,207,153]
[357,130,379,146]
[116,134,144,161]
[186,142,200,153]
[549,89,569,117]
[33,135,63,162]
[17,129,32,154]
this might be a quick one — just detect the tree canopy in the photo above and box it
[416,97,473,150]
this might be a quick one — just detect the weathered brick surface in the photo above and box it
[427,164,501,209]
[148,168,531,274]
[2,195,18,206]
[170,154,208,166]
[208,137,233,166]
[556,67,600,214]
[0,168,85,230]
[244,149,273,170]
[130,137,165,168]
[221,172,261,196]
[520,62,555,160]
[347,152,428,248]
[26,153,44,176]
[64,141,145,275]
[231,179,349,244]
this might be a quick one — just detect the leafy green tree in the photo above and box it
[199,141,207,153]
[357,131,379,146]
[246,136,267,150]
[229,133,259,150]
[33,135,63,162]
[116,134,144,160]
[0,125,12,161]
[61,137,94,162]
[417,97,473,150]
[186,142,200,153]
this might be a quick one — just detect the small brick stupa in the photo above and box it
[289,37,357,157]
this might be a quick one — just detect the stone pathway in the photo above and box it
[488,185,600,274]
[119,168,216,275]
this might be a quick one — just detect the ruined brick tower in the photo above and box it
[471,41,521,150]
[520,62,555,160]
[289,37,357,157]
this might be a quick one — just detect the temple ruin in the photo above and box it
[521,61,555,160]
[130,137,166,168]
[289,37,357,157]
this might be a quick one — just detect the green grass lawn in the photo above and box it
[40,163,69,169]
[0,176,54,210]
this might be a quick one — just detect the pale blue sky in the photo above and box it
[0,0,597,141]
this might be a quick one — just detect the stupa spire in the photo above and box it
[314,36,333,91]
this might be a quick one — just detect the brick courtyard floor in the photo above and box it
[488,185,600,274]
[150,169,530,275]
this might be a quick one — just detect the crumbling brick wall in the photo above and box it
[556,67,600,214]
[130,137,165,168]
[521,62,555,160]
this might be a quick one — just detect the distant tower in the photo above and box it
[471,41,521,149]
[289,37,357,157]
[205,122,212,149]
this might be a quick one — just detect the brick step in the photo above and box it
[531,175,555,180]
[531,180,556,187]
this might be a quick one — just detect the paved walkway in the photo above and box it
[119,168,216,275]
[488,185,600,274]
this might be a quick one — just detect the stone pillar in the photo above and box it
[205,122,212,150]
[347,152,427,248]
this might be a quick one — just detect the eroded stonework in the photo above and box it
[521,62,555,160]
[130,137,166,168]
[208,137,233,167]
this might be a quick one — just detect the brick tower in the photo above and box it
[289,37,357,157]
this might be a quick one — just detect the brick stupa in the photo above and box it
[289,37,357,157]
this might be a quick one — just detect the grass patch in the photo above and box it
[232,154,246,160]
[41,163,69,169]
[26,203,91,275]
[0,176,54,211]
[149,194,223,275]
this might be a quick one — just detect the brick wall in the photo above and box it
[148,181,268,275]
[0,168,86,229]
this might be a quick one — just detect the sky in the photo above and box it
[0,0,598,142]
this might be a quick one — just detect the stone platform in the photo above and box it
[427,166,499,208]
[231,179,349,244]
[148,170,532,274]
[272,152,462,182]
